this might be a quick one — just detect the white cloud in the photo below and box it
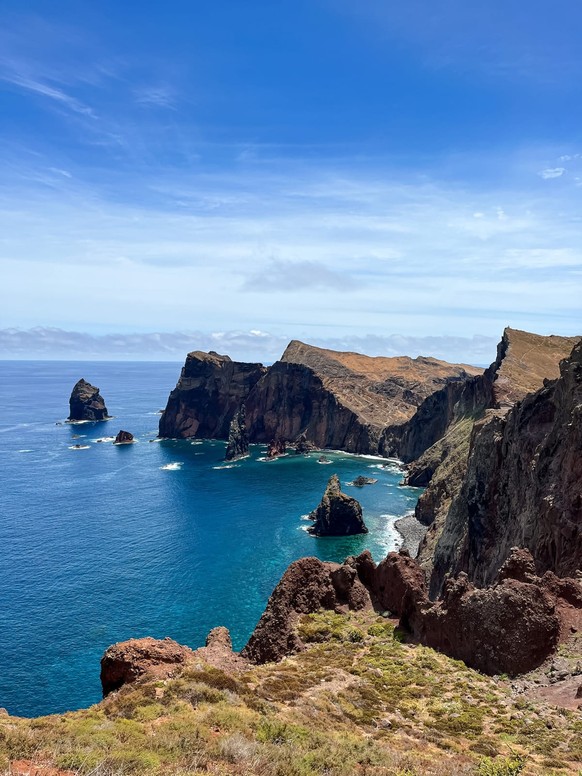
[538,167,566,179]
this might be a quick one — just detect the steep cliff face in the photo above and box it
[245,340,480,453]
[430,340,582,596]
[160,340,479,452]
[159,351,267,439]
[395,329,579,579]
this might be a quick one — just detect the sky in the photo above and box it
[1,0,581,362]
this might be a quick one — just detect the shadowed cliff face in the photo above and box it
[430,340,582,596]
[159,339,481,453]
[389,328,580,581]
[159,351,267,439]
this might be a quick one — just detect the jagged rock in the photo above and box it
[350,476,378,487]
[294,433,318,453]
[159,351,267,439]
[192,627,248,673]
[266,438,286,459]
[308,474,368,536]
[224,406,249,461]
[430,338,582,595]
[241,556,372,663]
[100,637,195,696]
[243,545,581,676]
[67,379,109,422]
[113,430,134,445]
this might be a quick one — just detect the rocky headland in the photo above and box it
[67,379,110,422]
[159,340,481,453]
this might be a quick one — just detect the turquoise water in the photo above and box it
[0,361,420,717]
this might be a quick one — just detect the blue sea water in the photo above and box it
[0,361,420,718]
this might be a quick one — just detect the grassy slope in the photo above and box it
[1,611,581,776]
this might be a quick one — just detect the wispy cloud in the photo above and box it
[134,84,177,109]
[0,327,500,365]
[0,67,97,117]
[538,167,566,180]
[241,259,361,292]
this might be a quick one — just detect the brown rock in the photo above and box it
[100,637,195,696]
[266,438,286,459]
[192,627,249,673]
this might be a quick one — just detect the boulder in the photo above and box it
[100,637,195,696]
[113,430,134,445]
[308,474,368,536]
[67,379,109,422]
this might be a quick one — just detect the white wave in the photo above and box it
[300,514,312,521]
[69,445,90,450]
[190,440,204,445]
[212,463,237,469]
[160,462,183,471]
[18,449,33,453]
[316,459,333,465]
[95,437,116,443]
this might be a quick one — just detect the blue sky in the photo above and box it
[1,0,581,360]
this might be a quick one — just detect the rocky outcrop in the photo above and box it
[224,406,249,461]
[294,433,318,454]
[159,340,480,453]
[159,351,266,439]
[350,476,378,487]
[113,430,134,445]
[266,438,286,459]
[430,339,582,596]
[308,474,368,536]
[100,637,195,696]
[241,556,372,663]
[67,379,109,422]
[243,546,580,675]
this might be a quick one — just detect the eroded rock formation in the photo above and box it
[113,430,134,445]
[224,406,249,461]
[68,379,109,422]
[266,438,286,459]
[159,351,267,439]
[430,338,582,596]
[100,637,195,696]
[308,474,368,536]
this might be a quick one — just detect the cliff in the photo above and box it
[160,339,480,453]
[159,351,267,439]
[390,329,580,579]
[430,338,582,596]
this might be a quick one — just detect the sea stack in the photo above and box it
[224,406,249,461]
[113,430,134,445]
[266,438,286,459]
[68,379,109,422]
[308,474,368,536]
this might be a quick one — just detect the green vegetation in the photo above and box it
[0,610,580,775]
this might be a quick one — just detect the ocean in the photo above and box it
[0,361,420,718]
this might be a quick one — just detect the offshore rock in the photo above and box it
[308,474,368,536]
[224,406,249,461]
[159,351,266,439]
[294,433,318,454]
[350,475,378,487]
[113,430,134,445]
[100,637,195,696]
[67,379,109,422]
[266,438,286,459]
[430,338,582,596]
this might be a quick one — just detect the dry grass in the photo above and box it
[1,610,581,775]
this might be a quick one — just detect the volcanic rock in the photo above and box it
[308,474,368,536]
[100,637,195,696]
[159,340,480,453]
[224,406,249,461]
[67,379,109,422]
[159,351,266,439]
[113,430,134,445]
[430,337,582,595]
[350,475,378,487]
[266,438,286,459]
[294,433,318,453]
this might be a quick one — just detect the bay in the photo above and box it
[0,361,419,717]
